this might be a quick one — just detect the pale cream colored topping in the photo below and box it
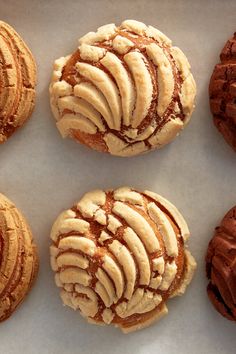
[133,126,155,142]
[74,82,113,129]
[95,268,117,305]
[107,215,122,234]
[112,35,134,54]
[180,74,196,120]
[73,284,98,317]
[103,133,127,154]
[116,288,162,318]
[55,273,63,288]
[79,44,106,62]
[101,52,135,126]
[57,113,97,137]
[79,24,117,45]
[145,26,172,46]
[52,80,72,98]
[60,268,92,287]
[159,262,177,291]
[76,62,121,129]
[171,250,197,298]
[50,21,196,157]
[56,252,89,269]
[50,210,89,242]
[149,275,162,289]
[58,236,96,256]
[121,304,168,333]
[58,96,105,132]
[50,187,196,332]
[113,201,160,253]
[108,240,136,300]
[115,141,148,157]
[147,202,178,257]
[121,20,147,36]
[146,43,174,116]
[94,209,107,225]
[123,227,150,285]
[152,257,165,274]
[95,281,112,307]
[144,190,190,241]
[124,128,138,139]
[60,289,76,310]
[50,256,58,272]
[64,284,73,292]
[102,255,124,299]
[98,230,112,245]
[171,46,191,81]
[114,187,144,205]
[102,308,115,324]
[77,189,106,218]
[124,51,153,128]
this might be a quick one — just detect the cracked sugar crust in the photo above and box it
[49,20,196,157]
[0,21,37,144]
[50,187,196,333]
[209,32,236,151]
[206,206,236,321]
[0,193,39,322]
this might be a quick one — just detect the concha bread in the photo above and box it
[50,187,196,332]
[50,20,196,156]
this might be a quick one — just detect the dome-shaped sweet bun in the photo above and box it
[206,206,236,321]
[0,21,37,143]
[209,33,236,151]
[50,187,196,332]
[50,20,196,157]
[0,193,39,322]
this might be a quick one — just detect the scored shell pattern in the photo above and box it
[0,21,37,143]
[50,20,196,156]
[0,193,38,322]
[50,187,196,332]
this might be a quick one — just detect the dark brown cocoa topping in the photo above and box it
[206,206,236,321]
[209,33,236,151]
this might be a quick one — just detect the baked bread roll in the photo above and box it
[0,193,39,322]
[50,20,196,156]
[50,187,196,332]
[206,206,236,321]
[209,33,236,151]
[0,21,37,143]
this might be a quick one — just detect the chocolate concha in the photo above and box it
[206,206,236,321]
[50,20,196,157]
[0,21,37,143]
[209,32,236,151]
[0,193,39,322]
[50,187,196,332]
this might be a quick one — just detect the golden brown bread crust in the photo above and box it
[0,21,37,143]
[50,20,196,157]
[0,193,39,322]
[50,187,196,332]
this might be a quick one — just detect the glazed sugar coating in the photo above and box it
[50,20,196,157]
[209,33,236,151]
[0,21,37,143]
[50,187,196,332]
[0,193,39,322]
[206,206,236,321]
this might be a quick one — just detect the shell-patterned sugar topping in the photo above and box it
[0,21,37,143]
[50,20,196,157]
[0,193,39,322]
[50,187,196,333]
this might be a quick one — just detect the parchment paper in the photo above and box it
[0,1,235,353]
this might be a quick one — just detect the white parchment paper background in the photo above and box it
[0,1,235,353]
